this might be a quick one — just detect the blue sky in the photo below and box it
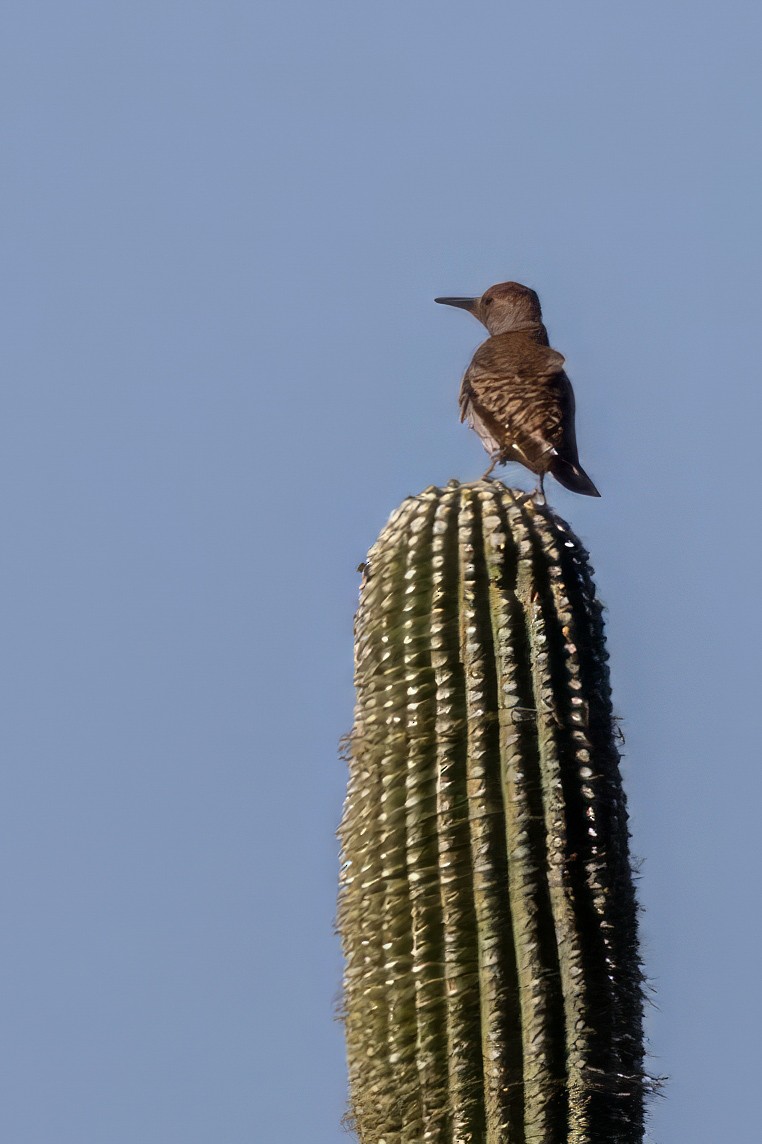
[1,3,761,1141]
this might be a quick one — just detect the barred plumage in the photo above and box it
[436,281,600,498]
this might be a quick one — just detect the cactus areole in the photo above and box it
[339,481,647,1144]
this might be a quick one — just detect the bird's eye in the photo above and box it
[483,296,493,306]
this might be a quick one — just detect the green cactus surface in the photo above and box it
[339,480,646,1144]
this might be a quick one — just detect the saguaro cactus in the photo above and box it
[339,480,646,1143]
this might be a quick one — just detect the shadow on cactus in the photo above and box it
[338,479,652,1143]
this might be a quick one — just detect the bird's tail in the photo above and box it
[549,456,601,497]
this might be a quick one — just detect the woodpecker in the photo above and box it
[435,282,600,498]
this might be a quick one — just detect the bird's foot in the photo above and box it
[531,474,547,506]
[480,452,505,481]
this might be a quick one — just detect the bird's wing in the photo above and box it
[459,369,502,455]
[459,337,577,468]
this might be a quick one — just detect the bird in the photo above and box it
[435,281,600,499]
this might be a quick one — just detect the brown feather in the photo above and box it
[459,330,580,474]
[438,280,599,495]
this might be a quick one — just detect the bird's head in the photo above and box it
[435,281,543,335]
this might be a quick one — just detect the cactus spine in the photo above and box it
[339,480,645,1143]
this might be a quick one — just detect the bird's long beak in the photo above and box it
[435,296,478,312]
